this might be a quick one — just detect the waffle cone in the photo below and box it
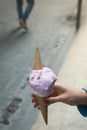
[33,47,48,124]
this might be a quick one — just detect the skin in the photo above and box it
[32,83,87,110]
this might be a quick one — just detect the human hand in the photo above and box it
[31,85,58,109]
[31,83,87,109]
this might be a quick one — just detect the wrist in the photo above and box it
[79,88,87,105]
[77,88,87,117]
[82,88,87,93]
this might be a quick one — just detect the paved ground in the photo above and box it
[0,0,87,130]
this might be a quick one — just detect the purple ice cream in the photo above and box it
[29,67,57,97]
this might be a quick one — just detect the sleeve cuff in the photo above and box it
[77,105,87,117]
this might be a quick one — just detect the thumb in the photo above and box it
[45,94,66,105]
[45,96,60,105]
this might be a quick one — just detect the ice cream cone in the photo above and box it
[33,47,48,124]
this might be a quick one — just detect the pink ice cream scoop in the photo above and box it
[29,67,57,97]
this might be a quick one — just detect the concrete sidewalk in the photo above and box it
[31,18,87,130]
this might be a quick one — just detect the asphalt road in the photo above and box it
[0,0,86,130]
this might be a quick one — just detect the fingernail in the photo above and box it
[44,100,50,105]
